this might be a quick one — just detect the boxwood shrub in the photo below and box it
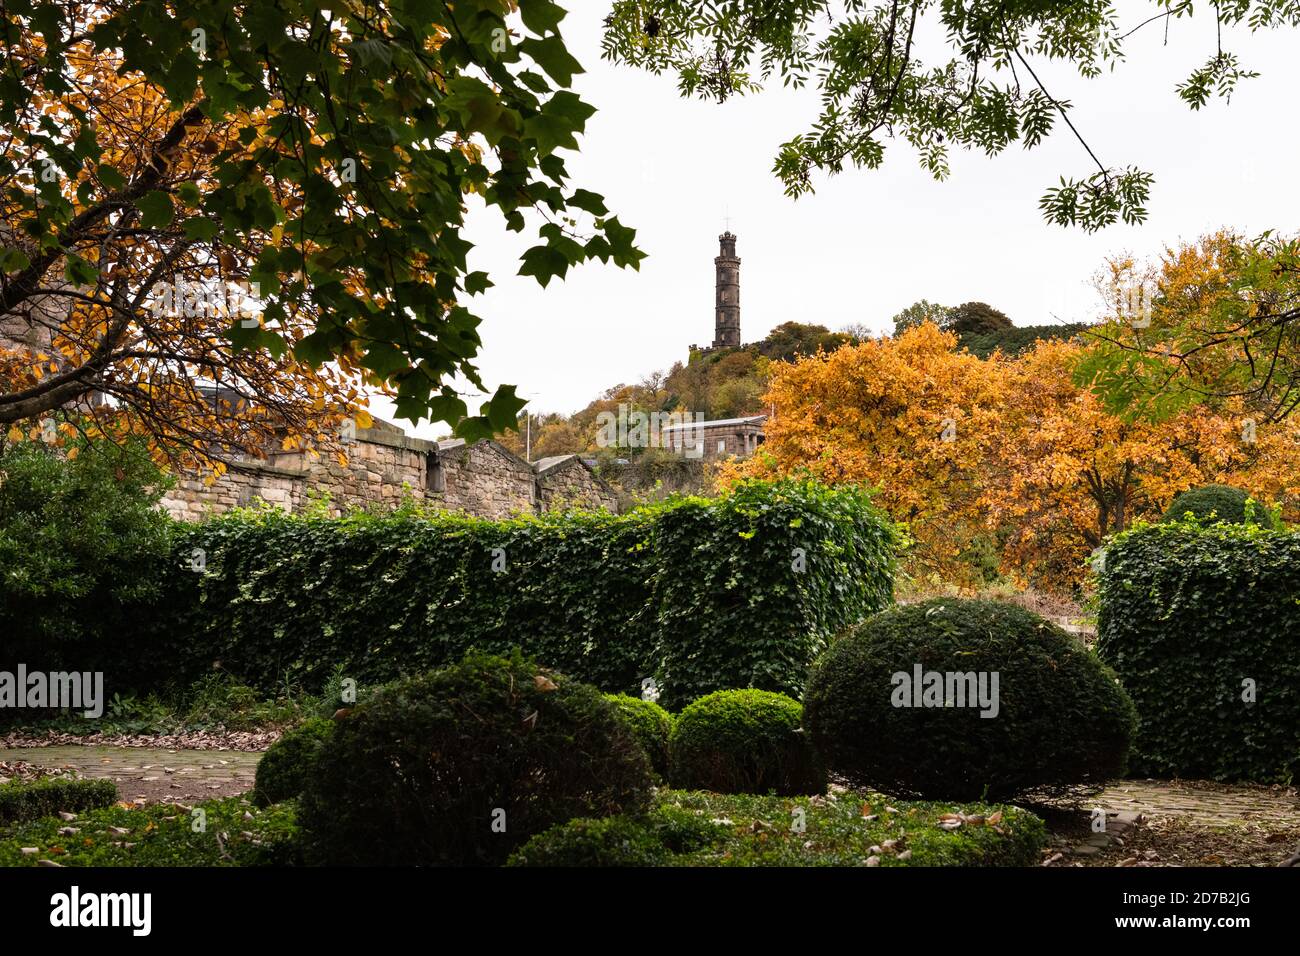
[0,777,118,824]
[297,651,653,866]
[107,479,896,709]
[605,694,674,778]
[804,599,1136,801]
[668,689,826,796]
[1096,521,1300,781]
[252,717,334,807]
[1162,484,1280,530]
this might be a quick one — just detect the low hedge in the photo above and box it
[804,599,1136,800]
[504,815,671,867]
[1096,521,1300,781]
[605,694,674,778]
[1162,484,1279,530]
[668,690,825,796]
[0,777,118,824]
[105,478,897,709]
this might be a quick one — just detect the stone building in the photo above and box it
[161,420,620,520]
[659,414,767,461]
[534,454,621,512]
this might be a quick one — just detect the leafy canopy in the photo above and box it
[1,0,644,448]
[603,1,1300,230]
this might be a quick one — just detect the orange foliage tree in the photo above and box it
[1,17,370,470]
[720,323,1009,581]
[726,321,1300,591]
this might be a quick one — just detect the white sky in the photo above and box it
[373,2,1300,436]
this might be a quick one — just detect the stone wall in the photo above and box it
[428,439,537,518]
[160,428,618,521]
[536,456,620,512]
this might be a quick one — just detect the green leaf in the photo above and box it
[519,35,584,86]
[182,217,219,242]
[96,164,127,192]
[518,0,566,35]
[137,191,175,229]
[63,253,99,287]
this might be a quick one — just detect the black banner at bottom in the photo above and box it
[0,865,1287,942]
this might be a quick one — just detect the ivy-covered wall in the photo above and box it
[111,480,898,709]
[1096,521,1300,782]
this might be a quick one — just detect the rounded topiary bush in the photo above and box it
[252,717,333,807]
[605,694,674,778]
[1163,484,1278,529]
[505,816,668,867]
[804,599,1136,801]
[297,650,653,866]
[668,689,825,796]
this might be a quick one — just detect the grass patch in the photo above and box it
[510,788,1046,867]
[0,796,300,867]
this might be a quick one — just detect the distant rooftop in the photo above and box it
[659,414,767,433]
[533,454,577,473]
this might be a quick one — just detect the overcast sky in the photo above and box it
[374,3,1300,436]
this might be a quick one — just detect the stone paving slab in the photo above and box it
[0,745,259,805]
[1096,780,1299,829]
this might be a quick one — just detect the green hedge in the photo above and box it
[252,717,334,807]
[1162,484,1280,530]
[0,777,118,824]
[650,480,896,707]
[1096,521,1300,782]
[110,479,897,708]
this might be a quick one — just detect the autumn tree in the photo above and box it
[1080,231,1300,425]
[1,0,643,469]
[728,320,1300,590]
[722,322,1009,581]
[991,337,1300,589]
[604,1,1300,230]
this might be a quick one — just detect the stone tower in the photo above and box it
[713,231,741,348]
